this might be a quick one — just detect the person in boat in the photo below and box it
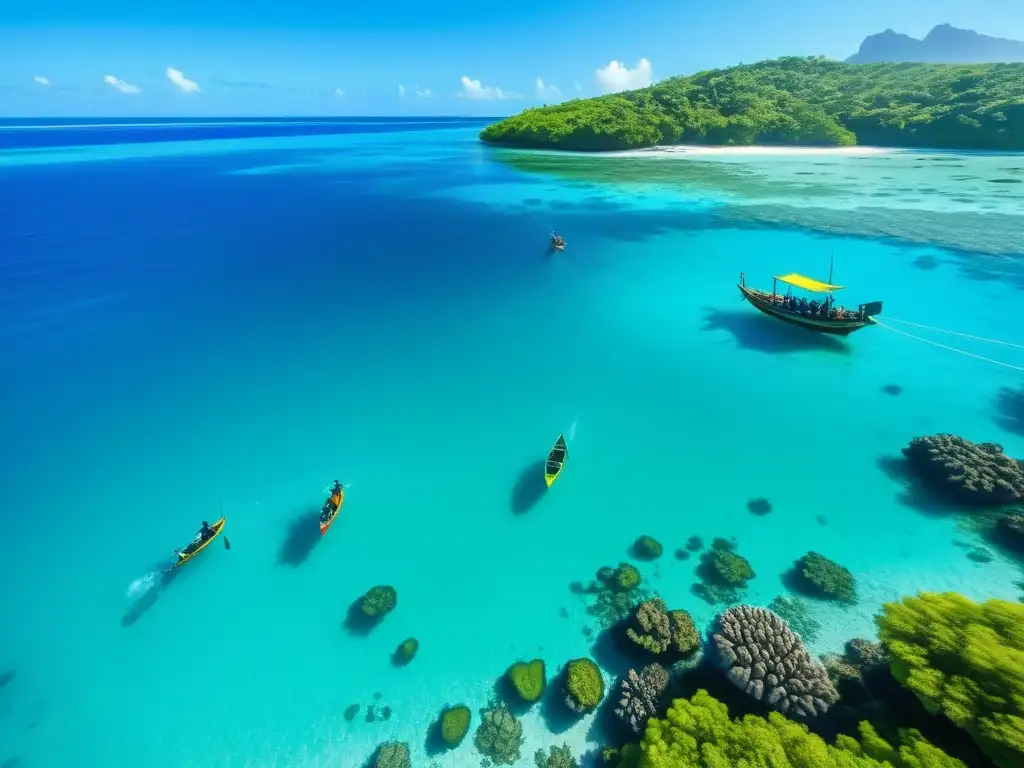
[321,481,343,523]
[550,232,564,248]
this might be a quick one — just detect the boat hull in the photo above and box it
[545,434,568,487]
[738,285,872,336]
[174,517,226,567]
[320,490,344,536]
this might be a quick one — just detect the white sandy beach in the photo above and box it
[614,144,896,158]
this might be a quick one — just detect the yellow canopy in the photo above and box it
[773,273,844,293]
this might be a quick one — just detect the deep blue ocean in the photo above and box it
[1,117,1023,767]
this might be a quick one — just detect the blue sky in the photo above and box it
[2,0,1022,117]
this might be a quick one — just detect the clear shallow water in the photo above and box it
[1,119,1023,767]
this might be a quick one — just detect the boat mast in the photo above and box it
[827,252,834,307]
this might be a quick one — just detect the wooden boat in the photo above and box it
[550,234,566,253]
[738,268,882,337]
[319,485,345,536]
[174,517,226,567]
[545,434,568,488]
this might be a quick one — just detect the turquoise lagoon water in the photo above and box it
[1,120,1023,767]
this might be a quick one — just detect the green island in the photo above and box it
[479,57,1024,151]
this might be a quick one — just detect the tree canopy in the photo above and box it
[615,689,964,768]
[480,57,1024,151]
[876,592,1024,768]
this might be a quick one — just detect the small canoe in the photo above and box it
[174,517,226,567]
[545,434,568,488]
[320,488,344,536]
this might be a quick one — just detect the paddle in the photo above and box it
[219,497,231,550]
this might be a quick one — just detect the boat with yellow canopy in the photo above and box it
[738,261,882,336]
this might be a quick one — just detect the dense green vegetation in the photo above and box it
[876,593,1024,768]
[480,57,1024,151]
[612,689,964,767]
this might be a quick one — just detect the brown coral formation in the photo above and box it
[625,598,700,657]
[902,434,1024,506]
[710,605,839,717]
[613,663,669,735]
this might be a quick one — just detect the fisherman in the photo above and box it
[200,520,214,540]
[321,481,343,522]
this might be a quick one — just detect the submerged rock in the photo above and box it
[632,535,664,560]
[902,434,1024,506]
[563,658,604,713]
[474,705,524,765]
[372,741,410,768]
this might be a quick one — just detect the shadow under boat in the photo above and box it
[701,307,852,355]
[277,508,323,567]
[120,566,181,628]
[511,459,549,515]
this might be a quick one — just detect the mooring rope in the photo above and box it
[876,316,1024,350]
[872,318,1024,372]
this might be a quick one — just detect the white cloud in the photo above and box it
[33,75,51,86]
[595,58,653,93]
[574,80,583,93]
[535,78,561,100]
[334,88,345,97]
[416,88,432,98]
[457,75,517,100]
[398,84,406,98]
[166,67,200,93]
[104,74,141,94]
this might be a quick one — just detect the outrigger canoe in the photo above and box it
[545,434,568,488]
[320,487,344,536]
[174,517,226,567]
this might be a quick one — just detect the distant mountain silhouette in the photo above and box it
[847,24,1024,64]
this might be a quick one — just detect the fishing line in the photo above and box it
[876,316,1024,350]
[872,319,1024,372]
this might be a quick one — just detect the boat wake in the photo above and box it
[320,481,355,495]
[126,570,163,599]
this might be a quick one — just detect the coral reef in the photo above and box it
[624,598,700,657]
[633,689,964,768]
[877,592,1024,768]
[632,535,663,560]
[439,704,471,746]
[673,548,690,560]
[994,511,1024,553]
[393,638,418,665]
[902,434,1024,506]
[506,659,546,703]
[747,497,772,515]
[789,552,857,603]
[360,585,397,618]
[576,564,650,628]
[474,704,524,765]
[343,703,359,721]
[710,605,838,716]
[372,741,410,768]
[694,538,755,604]
[685,535,703,552]
[534,743,579,768]
[821,638,886,686]
[613,663,669,734]
[608,563,641,592]
[767,595,821,643]
[563,658,605,713]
